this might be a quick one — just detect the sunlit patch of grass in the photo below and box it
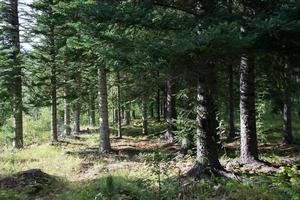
[0,144,82,180]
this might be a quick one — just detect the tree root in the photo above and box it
[183,163,242,182]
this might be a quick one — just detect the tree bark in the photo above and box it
[63,82,71,136]
[125,108,130,125]
[9,0,23,148]
[116,72,122,139]
[195,76,222,169]
[89,93,96,127]
[227,65,236,141]
[98,67,111,152]
[156,87,161,122]
[283,86,293,144]
[72,99,81,134]
[239,55,259,164]
[50,20,58,144]
[72,76,81,135]
[142,98,148,135]
[165,74,177,142]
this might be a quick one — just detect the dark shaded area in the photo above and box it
[0,169,56,195]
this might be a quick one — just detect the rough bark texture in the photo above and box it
[89,94,96,127]
[63,84,71,136]
[181,86,194,155]
[195,76,222,169]
[165,74,177,142]
[98,67,111,152]
[9,0,23,148]
[117,72,122,139]
[282,62,293,144]
[227,65,236,141]
[72,76,81,135]
[240,55,258,163]
[72,100,81,134]
[156,87,161,122]
[50,19,58,144]
[142,99,148,135]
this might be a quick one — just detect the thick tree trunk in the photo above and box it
[116,72,122,139]
[9,0,23,148]
[89,94,96,127]
[63,83,71,136]
[195,77,222,169]
[239,55,259,164]
[142,99,148,135]
[98,67,111,152]
[227,65,235,141]
[165,75,177,142]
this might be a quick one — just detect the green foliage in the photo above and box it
[272,166,300,199]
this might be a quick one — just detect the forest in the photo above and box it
[0,0,300,199]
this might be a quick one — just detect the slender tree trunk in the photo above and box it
[132,110,136,119]
[114,109,118,124]
[125,108,130,125]
[89,93,96,127]
[283,87,293,144]
[240,55,259,164]
[72,100,81,134]
[117,72,122,139]
[165,74,176,142]
[72,76,81,134]
[142,98,148,135]
[63,82,71,136]
[98,67,111,152]
[50,21,57,143]
[9,0,23,148]
[282,62,293,144]
[156,87,160,122]
[227,65,235,141]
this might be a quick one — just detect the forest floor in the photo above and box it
[0,121,300,200]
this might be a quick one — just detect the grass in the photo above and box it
[0,112,300,199]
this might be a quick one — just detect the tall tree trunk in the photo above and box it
[89,93,96,127]
[142,98,148,135]
[125,108,130,125]
[227,65,235,141]
[165,74,176,142]
[195,76,222,169]
[283,66,293,144]
[63,82,71,136]
[72,76,81,135]
[181,83,194,155]
[50,22,57,143]
[156,87,161,122]
[72,100,81,134]
[117,72,122,139]
[10,0,23,148]
[150,102,154,118]
[98,67,111,152]
[132,110,136,119]
[114,109,118,124]
[240,55,258,164]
